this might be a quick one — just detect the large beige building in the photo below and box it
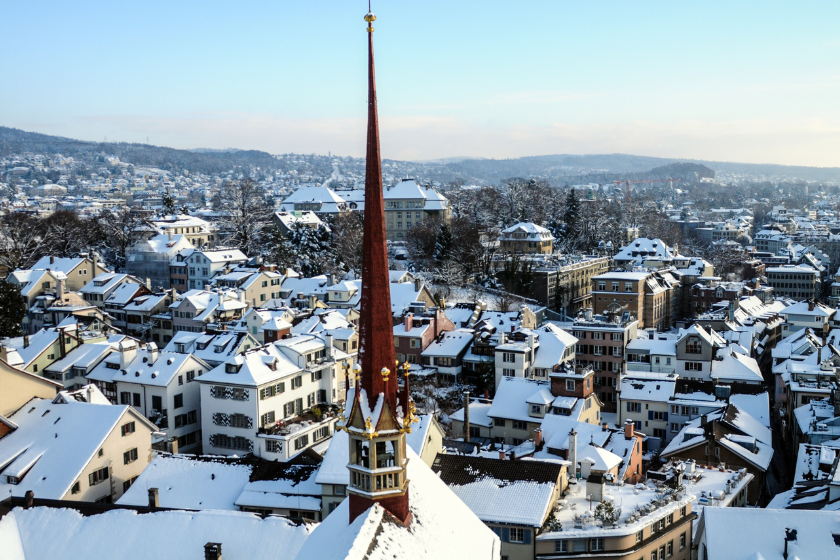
[0,396,155,503]
[499,222,555,254]
[384,179,451,241]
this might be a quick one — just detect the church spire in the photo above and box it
[357,8,397,412]
[341,8,414,527]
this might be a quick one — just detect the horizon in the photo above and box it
[2,2,839,167]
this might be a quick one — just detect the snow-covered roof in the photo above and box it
[432,454,561,527]
[0,398,148,499]
[117,454,252,511]
[709,349,763,383]
[532,324,577,369]
[314,429,349,486]
[488,377,551,423]
[421,330,473,358]
[619,377,676,402]
[88,347,204,388]
[197,345,301,387]
[0,506,312,560]
[294,446,498,560]
[450,401,494,428]
[700,507,840,560]
[383,179,449,212]
[30,256,91,275]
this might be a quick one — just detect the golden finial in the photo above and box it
[365,416,373,431]
[402,361,411,374]
[381,367,391,381]
[364,9,376,33]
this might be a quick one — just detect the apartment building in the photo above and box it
[383,179,451,241]
[765,264,821,301]
[498,222,555,254]
[571,311,638,411]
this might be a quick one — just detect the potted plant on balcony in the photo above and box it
[312,407,322,421]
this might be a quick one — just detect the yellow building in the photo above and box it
[499,222,555,254]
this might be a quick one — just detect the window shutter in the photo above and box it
[626,402,632,412]
[663,412,669,421]
[648,411,654,420]
[501,528,510,542]
[523,529,531,544]
[89,473,95,486]
[492,527,502,538]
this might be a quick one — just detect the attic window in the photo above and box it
[41,409,50,417]
[28,407,35,414]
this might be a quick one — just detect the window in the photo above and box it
[294,434,310,450]
[71,481,80,494]
[626,402,641,413]
[566,379,575,391]
[667,541,673,557]
[502,368,515,377]
[591,538,604,551]
[636,530,643,542]
[512,420,527,430]
[494,418,506,427]
[685,337,702,354]
[667,513,674,525]
[152,396,162,411]
[123,477,137,492]
[89,467,109,486]
[261,411,276,427]
[123,448,138,464]
[121,421,136,436]
[174,394,183,409]
[266,439,283,453]
[670,423,681,433]
[335,485,346,496]
[502,352,516,363]
[684,362,702,372]
[530,404,542,414]
[132,393,140,407]
[510,528,525,543]
[651,551,658,560]
[680,533,686,550]
[292,376,303,389]
[120,392,130,405]
[659,546,665,559]
[680,506,687,517]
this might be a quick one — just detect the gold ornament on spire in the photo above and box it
[365,11,376,32]
[380,367,391,382]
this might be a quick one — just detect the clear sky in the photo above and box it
[2,1,839,166]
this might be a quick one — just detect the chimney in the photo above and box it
[204,543,222,560]
[463,391,470,443]
[534,427,543,448]
[148,488,159,508]
[56,278,65,301]
[325,334,333,359]
[568,429,578,480]
[204,284,211,292]
[24,490,34,509]
[404,313,413,332]
[146,342,159,365]
[728,299,736,322]
[499,449,506,460]
[624,419,634,440]
[414,278,422,292]
[23,334,29,348]
[92,252,98,278]
[50,256,55,265]
[146,278,152,290]
[809,300,815,312]
[700,414,708,426]
[602,422,608,432]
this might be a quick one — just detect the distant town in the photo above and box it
[0,126,838,559]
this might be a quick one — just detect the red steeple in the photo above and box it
[343,10,413,527]
[357,8,397,412]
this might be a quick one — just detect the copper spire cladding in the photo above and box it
[357,9,397,412]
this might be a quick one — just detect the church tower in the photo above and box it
[339,9,417,526]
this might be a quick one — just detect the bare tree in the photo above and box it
[213,179,273,255]
[330,212,365,273]
[0,212,47,271]
[97,207,146,272]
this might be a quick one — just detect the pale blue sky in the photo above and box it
[2,1,839,166]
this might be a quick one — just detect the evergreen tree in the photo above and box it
[563,188,580,238]
[162,191,177,216]
[263,225,298,272]
[433,222,453,261]
[0,280,26,337]
[291,223,335,277]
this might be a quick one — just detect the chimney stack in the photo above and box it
[463,391,471,443]
[499,449,506,460]
[50,256,55,265]
[534,427,543,448]
[809,300,815,312]
[148,488,159,508]
[146,277,152,290]
[56,278,65,301]
[414,278,422,292]
[404,313,413,332]
[602,422,608,431]
[568,429,578,480]
[204,543,222,560]
[24,490,34,509]
[624,419,634,440]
